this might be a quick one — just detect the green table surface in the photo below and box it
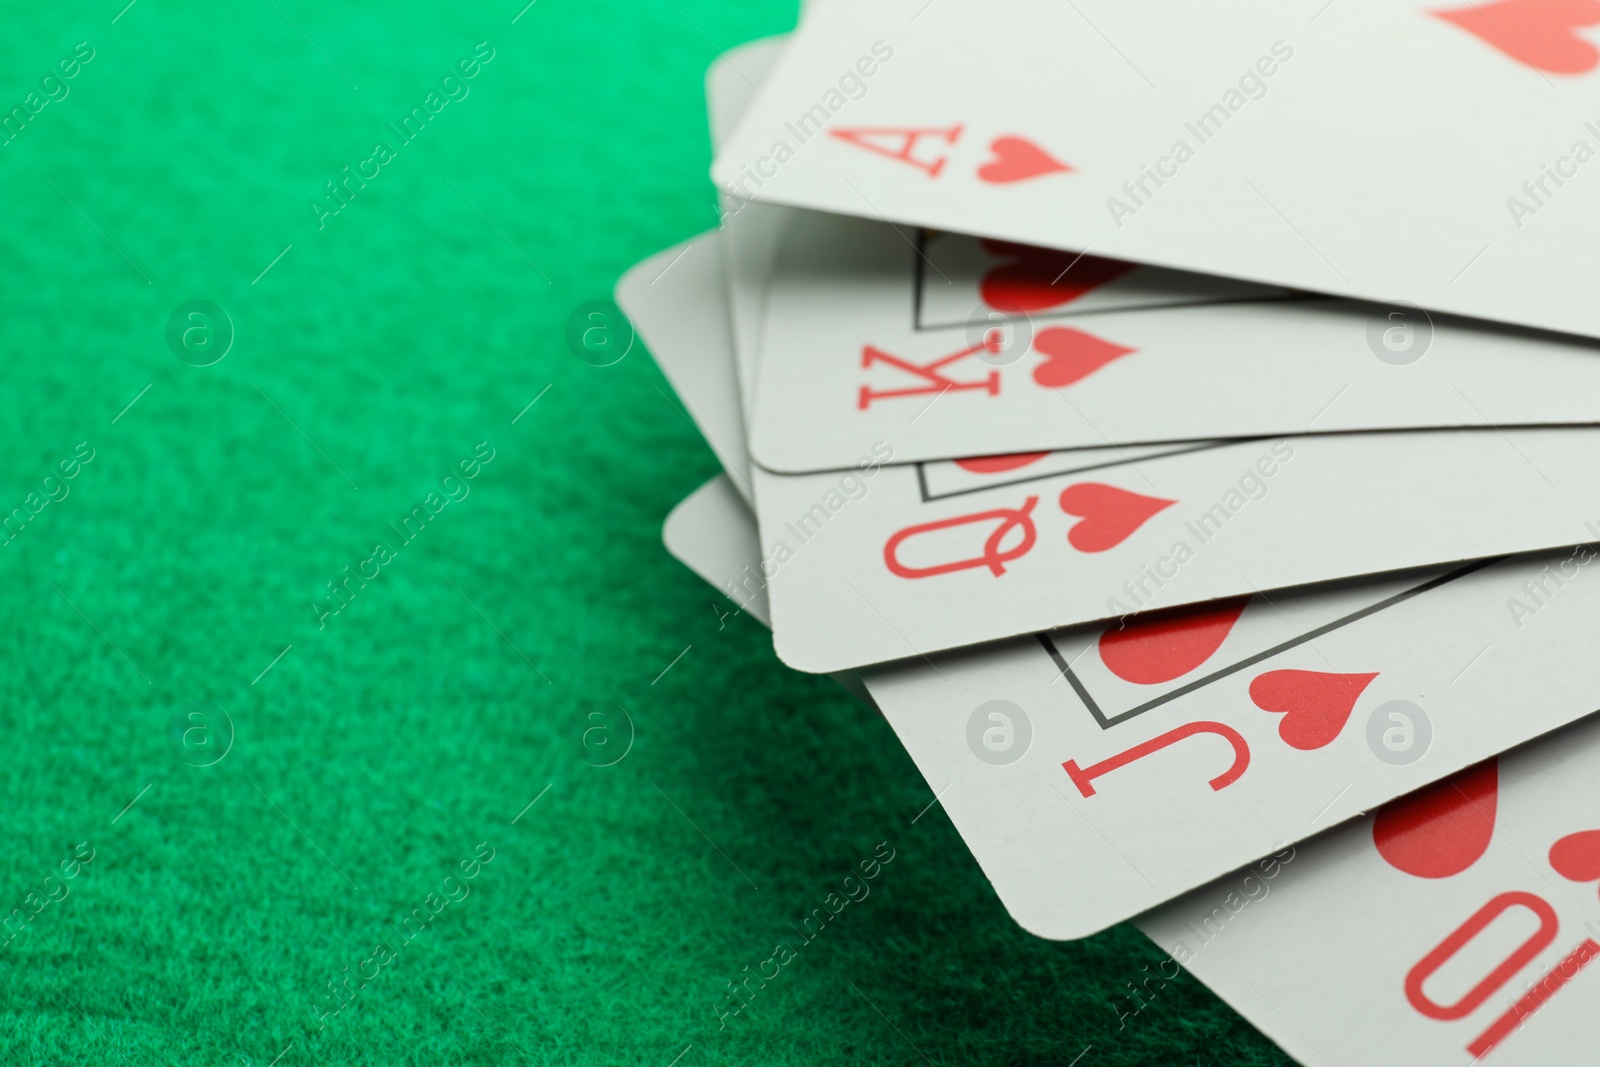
[0,2,1292,1063]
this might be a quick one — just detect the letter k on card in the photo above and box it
[858,327,1134,409]
[829,124,1073,183]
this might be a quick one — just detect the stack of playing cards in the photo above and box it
[617,8,1600,1062]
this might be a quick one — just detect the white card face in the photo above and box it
[1138,715,1600,1065]
[662,473,877,708]
[714,0,1600,339]
[706,37,779,151]
[708,37,794,420]
[636,229,1600,675]
[753,430,1600,672]
[663,474,770,627]
[868,544,1600,940]
[750,213,1600,472]
[615,236,756,507]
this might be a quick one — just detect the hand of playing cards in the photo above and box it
[619,14,1600,1063]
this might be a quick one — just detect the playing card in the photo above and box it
[707,36,794,419]
[706,38,782,174]
[1138,719,1600,1065]
[750,210,1600,471]
[864,544,1600,940]
[616,236,755,505]
[748,430,1600,672]
[664,473,770,627]
[623,34,794,505]
[662,473,878,709]
[714,0,1600,339]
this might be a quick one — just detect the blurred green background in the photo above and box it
[0,1,1288,1063]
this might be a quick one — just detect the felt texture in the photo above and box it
[0,1,1291,1063]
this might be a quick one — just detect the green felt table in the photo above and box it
[0,2,1292,1063]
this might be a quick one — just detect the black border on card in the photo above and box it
[914,439,1242,504]
[910,230,1309,332]
[1039,556,1505,731]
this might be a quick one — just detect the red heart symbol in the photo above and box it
[1433,0,1600,74]
[1373,760,1499,879]
[1550,829,1600,890]
[1057,483,1173,553]
[954,452,1050,474]
[977,136,1072,184]
[1098,597,1251,685]
[1248,669,1378,751]
[1031,327,1136,389]
[979,239,1136,313]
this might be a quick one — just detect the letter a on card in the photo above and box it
[829,125,962,177]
